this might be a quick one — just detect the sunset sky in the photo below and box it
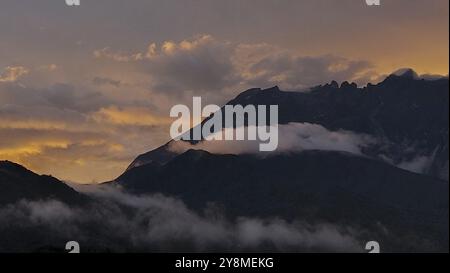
[0,0,448,183]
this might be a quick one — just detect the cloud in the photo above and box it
[0,122,167,183]
[0,66,29,82]
[92,77,122,88]
[396,156,432,174]
[94,35,377,95]
[168,122,440,177]
[391,68,449,81]
[241,52,375,89]
[95,35,240,93]
[37,64,59,72]
[235,218,360,251]
[94,47,144,62]
[92,106,172,127]
[169,122,374,156]
[0,186,362,252]
[0,80,173,182]
[0,82,111,113]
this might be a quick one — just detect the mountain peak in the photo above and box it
[391,68,420,79]
[0,160,18,166]
[379,68,423,86]
[0,161,88,206]
[181,149,212,160]
[266,85,281,92]
[328,81,339,88]
[0,160,29,173]
[340,81,358,89]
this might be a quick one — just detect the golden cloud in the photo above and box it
[92,106,172,126]
[0,66,29,82]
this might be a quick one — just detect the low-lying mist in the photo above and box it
[0,186,363,253]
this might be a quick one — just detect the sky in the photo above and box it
[0,0,448,183]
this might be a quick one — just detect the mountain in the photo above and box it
[117,71,449,252]
[1,71,446,252]
[0,161,87,206]
[0,161,96,252]
[128,70,449,180]
[116,149,449,252]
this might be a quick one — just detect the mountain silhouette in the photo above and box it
[0,161,87,206]
[116,71,449,252]
[117,149,449,252]
[128,70,449,180]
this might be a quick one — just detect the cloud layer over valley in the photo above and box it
[0,186,362,252]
